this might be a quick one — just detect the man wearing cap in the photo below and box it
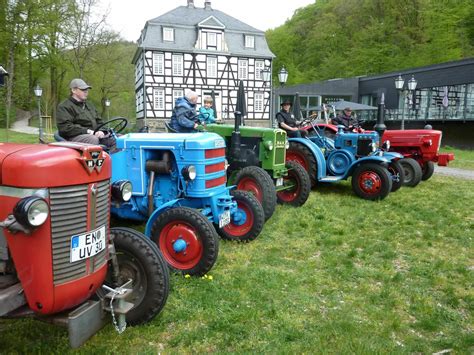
[57,78,114,148]
[332,107,358,130]
[276,99,307,138]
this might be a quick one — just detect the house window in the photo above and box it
[152,53,164,75]
[153,88,165,110]
[173,89,184,105]
[254,92,264,112]
[245,35,255,48]
[238,59,248,80]
[207,32,217,49]
[207,57,217,78]
[172,55,183,76]
[163,27,174,42]
[255,60,264,80]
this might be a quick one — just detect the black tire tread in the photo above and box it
[351,163,392,200]
[400,157,423,187]
[287,141,318,188]
[277,160,311,206]
[421,161,435,181]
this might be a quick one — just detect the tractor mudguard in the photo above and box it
[380,151,404,160]
[144,198,184,237]
[346,156,391,177]
[288,138,327,180]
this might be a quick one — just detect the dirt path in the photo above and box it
[434,166,474,180]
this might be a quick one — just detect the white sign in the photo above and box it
[70,225,106,263]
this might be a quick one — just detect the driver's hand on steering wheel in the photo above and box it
[94,130,105,138]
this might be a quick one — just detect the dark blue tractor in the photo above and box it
[109,127,264,276]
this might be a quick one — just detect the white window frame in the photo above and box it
[207,57,217,78]
[152,53,164,75]
[254,92,264,112]
[245,35,255,48]
[238,59,248,80]
[172,54,183,76]
[153,88,165,110]
[255,60,264,80]
[207,32,217,47]
[163,27,174,42]
[173,89,184,105]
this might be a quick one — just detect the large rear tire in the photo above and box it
[234,166,277,221]
[276,160,311,206]
[217,190,265,242]
[286,141,318,188]
[421,161,435,181]
[108,227,169,325]
[399,158,422,187]
[150,207,219,276]
[351,163,392,200]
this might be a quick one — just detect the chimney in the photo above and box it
[187,0,194,8]
[204,1,211,10]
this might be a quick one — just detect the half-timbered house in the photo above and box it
[132,0,275,130]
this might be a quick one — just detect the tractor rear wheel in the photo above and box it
[217,190,265,242]
[108,227,169,325]
[399,158,422,187]
[234,166,277,221]
[150,207,219,276]
[351,163,392,200]
[421,161,435,181]
[276,160,311,206]
[286,141,318,188]
[387,160,404,192]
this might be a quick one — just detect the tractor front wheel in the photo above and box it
[217,190,265,242]
[276,160,311,206]
[108,227,169,325]
[286,141,318,188]
[421,161,435,181]
[150,207,219,276]
[234,166,277,221]
[387,160,404,192]
[399,158,422,187]
[351,163,392,200]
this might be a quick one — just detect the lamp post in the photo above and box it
[395,74,417,130]
[105,98,111,120]
[33,84,43,141]
[261,68,273,127]
[278,67,288,87]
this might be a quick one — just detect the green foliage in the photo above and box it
[267,0,474,84]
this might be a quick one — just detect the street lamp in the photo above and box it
[33,84,43,141]
[394,74,417,130]
[105,98,111,120]
[278,67,288,86]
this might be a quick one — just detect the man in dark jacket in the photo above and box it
[276,99,307,138]
[332,107,358,130]
[169,91,199,133]
[57,78,115,148]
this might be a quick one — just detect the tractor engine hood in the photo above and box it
[116,132,226,150]
[0,142,110,187]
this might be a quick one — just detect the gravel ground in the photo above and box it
[434,166,474,180]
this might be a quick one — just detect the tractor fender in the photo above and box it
[381,151,404,160]
[346,156,390,177]
[288,138,327,180]
[144,198,184,237]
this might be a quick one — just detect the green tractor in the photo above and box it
[206,111,311,221]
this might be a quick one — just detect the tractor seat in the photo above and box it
[164,121,178,133]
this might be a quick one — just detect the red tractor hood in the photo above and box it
[0,142,110,187]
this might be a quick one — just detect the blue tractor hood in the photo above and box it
[116,132,226,150]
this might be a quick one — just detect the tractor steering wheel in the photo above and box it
[94,117,128,135]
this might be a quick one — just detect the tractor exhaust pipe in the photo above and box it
[231,111,242,161]
[373,93,387,147]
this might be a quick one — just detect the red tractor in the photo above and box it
[0,142,169,347]
[304,123,454,183]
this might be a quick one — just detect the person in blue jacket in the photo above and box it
[169,91,200,133]
[198,96,216,124]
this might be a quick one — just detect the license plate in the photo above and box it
[70,225,106,263]
[276,178,284,187]
[219,210,231,228]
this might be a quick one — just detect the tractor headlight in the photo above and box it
[285,140,290,149]
[112,180,133,202]
[264,140,274,151]
[382,140,390,150]
[182,165,197,181]
[13,197,49,228]
[371,142,377,152]
[224,159,230,171]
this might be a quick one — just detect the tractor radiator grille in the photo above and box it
[357,139,373,157]
[49,180,109,285]
[274,131,286,165]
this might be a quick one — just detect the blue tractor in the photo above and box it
[106,120,264,276]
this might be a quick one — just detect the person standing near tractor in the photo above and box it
[276,99,308,138]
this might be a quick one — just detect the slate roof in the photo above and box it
[135,5,275,60]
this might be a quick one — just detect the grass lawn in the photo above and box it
[441,146,474,170]
[0,172,472,353]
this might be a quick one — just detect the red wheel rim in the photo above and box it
[159,220,203,270]
[237,177,263,203]
[223,200,254,237]
[358,171,382,195]
[276,170,301,202]
[286,151,308,172]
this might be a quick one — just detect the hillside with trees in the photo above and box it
[267,0,474,85]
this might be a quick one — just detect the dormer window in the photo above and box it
[207,32,217,48]
[245,35,255,48]
[163,27,174,42]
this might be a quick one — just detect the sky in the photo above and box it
[101,0,315,42]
